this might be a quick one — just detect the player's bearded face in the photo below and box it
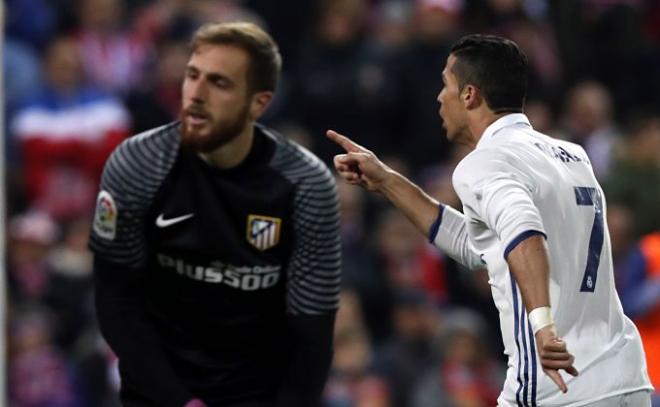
[179,44,255,152]
[180,97,251,152]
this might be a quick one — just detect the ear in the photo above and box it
[249,91,274,119]
[461,85,481,110]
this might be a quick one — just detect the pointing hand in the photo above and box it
[326,130,393,192]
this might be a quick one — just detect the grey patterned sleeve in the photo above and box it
[89,123,180,268]
[270,139,342,315]
[287,161,342,315]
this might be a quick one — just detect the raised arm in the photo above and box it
[327,130,482,270]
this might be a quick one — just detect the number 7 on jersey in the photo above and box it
[574,186,604,292]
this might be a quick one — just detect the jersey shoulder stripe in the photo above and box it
[89,122,180,267]
[261,125,342,314]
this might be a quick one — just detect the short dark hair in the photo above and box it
[450,34,528,113]
[191,22,282,93]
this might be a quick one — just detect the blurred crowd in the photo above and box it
[4,0,660,406]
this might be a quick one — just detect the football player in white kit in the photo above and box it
[328,34,653,406]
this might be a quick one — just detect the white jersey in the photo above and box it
[431,114,652,406]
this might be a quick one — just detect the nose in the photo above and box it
[186,77,207,105]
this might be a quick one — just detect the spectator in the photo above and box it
[124,38,188,133]
[10,36,130,221]
[5,0,58,51]
[4,40,43,170]
[72,329,120,407]
[75,0,151,94]
[374,289,442,407]
[616,230,660,406]
[8,306,83,407]
[397,0,464,171]
[604,114,660,237]
[413,309,505,407]
[325,290,392,407]
[7,212,59,304]
[561,81,621,179]
[46,219,95,350]
[295,0,404,164]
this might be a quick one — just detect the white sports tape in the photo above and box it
[529,306,554,334]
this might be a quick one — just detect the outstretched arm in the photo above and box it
[328,130,439,233]
[327,129,482,269]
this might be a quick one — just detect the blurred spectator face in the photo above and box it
[355,377,392,407]
[423,168,458,207]
[10,310,52,355]
[9,213,58,264]
[414,0,463,44]
[487,0,521,14]
[607,204,634,259]
[627,116,660,165]
[80,0,123,33]
[180,44,260,152]
[318,0,366,46]
[185,0,264,26]
[392,290,438,341]
[9,308,80,407]
[8,213,58,299]
[420,146,467,209]
[337,175,361,212]
[274,122,314,151]
[44,37,83,92]
[335,290,365,335]
[445,330,480,366]
[334,329,371,375]
[393,304,436,341]
[526,100,555,134]
[566,81,613,138]
[64,219,91,252]
[338,178,365,227]
[158,41,190,86]
[373,1,413,49]
[377,210,423,259]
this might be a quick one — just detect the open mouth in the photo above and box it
[187,112,209,126]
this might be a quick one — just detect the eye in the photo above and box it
[186,68,199,79]
[213,78,229,88]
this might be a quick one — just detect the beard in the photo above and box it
[179,102,251,153]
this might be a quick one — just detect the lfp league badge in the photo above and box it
[93,190,117,240]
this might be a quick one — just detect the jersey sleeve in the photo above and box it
[429,204,485,270]
[453,148,546,258]
[89,124,180,267]
[286,165,342,315]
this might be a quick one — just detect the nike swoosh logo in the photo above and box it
[156,213,194,228]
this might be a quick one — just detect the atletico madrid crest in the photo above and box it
[247,215,281,251]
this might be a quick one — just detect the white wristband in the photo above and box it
[529,306,554,334]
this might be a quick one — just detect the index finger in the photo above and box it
[326,130,365,153]
[544,368,568,393]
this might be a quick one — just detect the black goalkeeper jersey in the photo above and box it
[89,122,341,405]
